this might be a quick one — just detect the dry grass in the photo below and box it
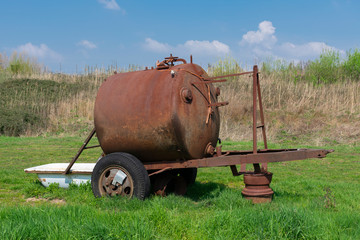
[0,72,105,136]
[218,73,360,144]
[1,65,359,145]
[45,94,95,134]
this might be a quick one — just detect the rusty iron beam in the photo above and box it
[142,149,333,171]
[208,71,254,80]
[256,70,267,149]
[252,65,261,173]
[256,66,268,171]
[84,144,101,149]
[208,102,229,107]
[252,65,258,155]
[63,128,96,174]
[223,148,297,155]
[192,79,227,84]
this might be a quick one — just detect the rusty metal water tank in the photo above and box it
[94,56,223,162]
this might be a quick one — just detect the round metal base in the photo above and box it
[242,172,274,203]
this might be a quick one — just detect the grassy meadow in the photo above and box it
[0,136,359,239]
[0,51,360,239]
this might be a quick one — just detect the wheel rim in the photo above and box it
[98,166,134,197]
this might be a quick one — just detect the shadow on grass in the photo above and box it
[186,182,307,203]
[184,181,228,202]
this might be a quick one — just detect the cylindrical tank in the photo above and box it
[94,60,220,162]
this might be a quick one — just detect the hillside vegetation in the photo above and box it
[0,50,359,145]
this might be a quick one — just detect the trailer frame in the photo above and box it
[63,64,332,177]
[23,62,333,201]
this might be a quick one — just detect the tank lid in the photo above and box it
[156,54,187,70]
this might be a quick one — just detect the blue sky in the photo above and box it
[1,0,359,73]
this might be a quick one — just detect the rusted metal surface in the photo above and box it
[94,55,221,162]
[242,172,274,203]
[208,71,254,79]
[148,167,173,177]
[253,66,258,155]
[250,65,269,172]
[255,66,268,171]
[142,149,333,171]
[98,166,134,197]
[156,54,187,69]
[252,66,261,173]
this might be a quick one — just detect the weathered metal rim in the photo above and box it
[98,166,134,197]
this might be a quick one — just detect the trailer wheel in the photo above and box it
[179,168,197,186]
[91,152,150,200]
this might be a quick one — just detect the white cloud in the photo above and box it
[78,40,97,49]
[143,38,171,52]
[240,20,344,61]
[241,21,277,49]
[143,38,230,56]
[16,43,62,61]
[98,0,125,13]
[182,40,230,55]
[279,42,344,58]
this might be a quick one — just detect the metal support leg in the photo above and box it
[63,128,96,174]
[252,65,268,173]
[252,66,261,173]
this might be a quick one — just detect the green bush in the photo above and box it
[260,57,289,74]
[0,106,43,136]
[304,50,342,84]
[208,56,243,79]
[343,48,360,81]
[6,52,41,75]
[260,58,306,83]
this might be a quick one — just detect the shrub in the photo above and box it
[304,50,342,84]
[0,78,90,136]
[6,52,41,75]
[260,58,306,83]
[0,106,43,136]
[208,56,243,79]
[343,48,360,81]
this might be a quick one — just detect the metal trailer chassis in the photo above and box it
[25,65,333,203]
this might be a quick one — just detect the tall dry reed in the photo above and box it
[218,73,360,144]
[1,58,359,145]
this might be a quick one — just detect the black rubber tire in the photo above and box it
[179,168,197,186]
[91,152,151,200]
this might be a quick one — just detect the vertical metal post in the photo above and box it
[256,69,268,171]
[253,65,258,154]
[252,65,261,173]
[257,73,268,149]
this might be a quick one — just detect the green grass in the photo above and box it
[0,136,359,239]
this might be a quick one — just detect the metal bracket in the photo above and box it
[112,170,127,185]
[230,164,247,176]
